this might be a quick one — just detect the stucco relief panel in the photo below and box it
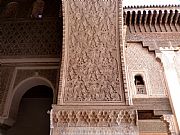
[51,109,138,135]
[125,43,167,97]
[63,0,124,103]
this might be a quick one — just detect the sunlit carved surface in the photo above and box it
[52,109,138,135]
[125,43,167,96]
[62,0,124,103]
[52,110,136,127]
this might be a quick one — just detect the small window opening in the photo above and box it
[31,0,44,19]
[134,75,147,94]
[38,14,42,18]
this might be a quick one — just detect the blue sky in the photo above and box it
[123,0,180,6]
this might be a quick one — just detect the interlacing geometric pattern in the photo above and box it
[52,110,136,127]
[0,18,59,57]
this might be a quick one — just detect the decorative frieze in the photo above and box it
[51,109,136,127]
[51,109,138,135]
[124,9,180,33]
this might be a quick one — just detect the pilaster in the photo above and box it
[54,0,137,134]
[156,47,180,133]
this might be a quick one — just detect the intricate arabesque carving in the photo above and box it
[63,0,124,102]
[52,109,136,127]
[126,33,180,51]
[0,19,59,57]
[124,8,180,33]
[125,43,167,96]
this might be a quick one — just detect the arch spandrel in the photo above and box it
[1,77,54,126]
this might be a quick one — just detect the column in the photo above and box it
[156,47,180,133]
[54,0,138,134]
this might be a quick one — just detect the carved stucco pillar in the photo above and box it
[52,0,137,134]
[156,47,180,134]
[58,0,126,105]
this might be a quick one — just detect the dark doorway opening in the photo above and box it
[7,85,53,135]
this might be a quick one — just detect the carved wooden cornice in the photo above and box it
[124,4,180,9]
[124,6,180,33]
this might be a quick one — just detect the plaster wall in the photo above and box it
[125,42,168,98]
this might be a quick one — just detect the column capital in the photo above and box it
[155,47,179,69]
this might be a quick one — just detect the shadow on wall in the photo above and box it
[7,85,53,135]
[0,0,58,18]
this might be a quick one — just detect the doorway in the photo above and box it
[7,85,53,135]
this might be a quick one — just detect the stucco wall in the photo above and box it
[125,42,168,98]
